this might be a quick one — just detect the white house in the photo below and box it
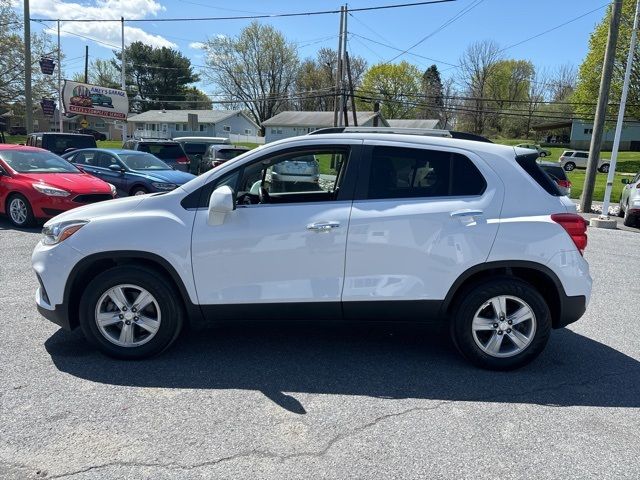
[127,110,261,142]
[263,111,388,143]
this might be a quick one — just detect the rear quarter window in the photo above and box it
[516,153,561,196]
[366,146,487,200]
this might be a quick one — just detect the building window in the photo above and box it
[584,128,593,134]
[223,125,231,132]
[244,128,252,135]
[199,124,206,132]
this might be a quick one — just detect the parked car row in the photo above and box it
[1,133,258,227]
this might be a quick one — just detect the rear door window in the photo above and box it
[366,146,486,199]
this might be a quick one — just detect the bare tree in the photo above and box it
[202,22,299,128]
[525,69,549,135]
[457,40,501,134]
[549,63,577,101]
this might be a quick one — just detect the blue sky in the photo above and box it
[27,0,609,94]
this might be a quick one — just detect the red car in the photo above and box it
[0,144,116,227]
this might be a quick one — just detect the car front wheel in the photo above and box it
[599,164,610,173]
[6,193,35,227]
[450,278,551,370]
[79,266,184,359]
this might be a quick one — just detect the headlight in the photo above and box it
[151,182,178,191]
[33,183,70,197]
[107,183,117,197]
[42,220,88,245]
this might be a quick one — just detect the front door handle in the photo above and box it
[450,209,483,218]
[307,221,341,232]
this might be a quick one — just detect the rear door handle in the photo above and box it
[450,209,484,217]
[307,221,341,232]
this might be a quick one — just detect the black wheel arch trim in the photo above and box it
[61,250,202,330]
[440,260,586,329]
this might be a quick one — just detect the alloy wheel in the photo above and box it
[9,198,28,225]
[471,295,537,358]
[94,284,161,347]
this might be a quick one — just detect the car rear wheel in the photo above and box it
[6,194,35,228]
[450,278,551,370]
[539,152,547,157]
[599,164,610,173]
[79,266,184,359]
[563,162,575,171]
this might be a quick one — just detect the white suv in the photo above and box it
[32,129,592,370]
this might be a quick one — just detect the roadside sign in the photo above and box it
[40,98,56,116]
[80,118,89,128]
[39,58,55,75]
[62,80,129,120]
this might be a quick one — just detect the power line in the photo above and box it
[384,0,485,64]
[31,0,455,23]
[349,32,458,66]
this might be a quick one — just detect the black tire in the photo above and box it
[623,204,637,227]
[450,278,551,371]
[599,163,610,173]
[130,186,148,196]
[564,162,575,172]
[618,200,625,218]
[6,193,35,228]
[539,152,547,157]
[78,266,184,359]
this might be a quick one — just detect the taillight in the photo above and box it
[551,213,588,255]
[557,180,571,188]
[177,156,189,165]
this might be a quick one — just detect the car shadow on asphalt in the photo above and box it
[0,217,42,233]
[44,323,640,414]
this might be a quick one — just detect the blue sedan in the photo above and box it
[62,149,196,196]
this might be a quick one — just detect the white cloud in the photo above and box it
[31,0,176,50]
[189,42,206,50]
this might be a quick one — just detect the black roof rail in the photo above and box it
[308,126,451,137]
[448,131,493,143]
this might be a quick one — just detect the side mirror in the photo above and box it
[108,164,124,172]
[208,185,236,225]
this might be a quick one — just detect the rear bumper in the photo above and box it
[556,293,587,329]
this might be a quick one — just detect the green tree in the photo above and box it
[573,1,640,119]
[357,61,422,119]
[181,87,213,110]
[0,0,61,107]
[420,65,444,120]
[114,42,199,112]
[202,22,299,126]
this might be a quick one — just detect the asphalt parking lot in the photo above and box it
[1,217,639,479]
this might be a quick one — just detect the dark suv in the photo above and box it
[26,132,97,155]
[122,139,190,172]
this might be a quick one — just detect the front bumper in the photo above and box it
[32,240,83,330]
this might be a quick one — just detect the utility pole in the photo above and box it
[580,0,623,213]
[598,0,640,225]
[341,5,349,127]
[346,52,358,126]
[57,20,62,133]
[84,45,89,83]
[24,0,33,134]
[121,17,127,142]
[333,6,345,127]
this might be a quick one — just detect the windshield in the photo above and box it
[216,149,248,160]
[183,143,208,155]
[119,152,171,171]
[139,143,185,160]
[0,150,80,173]
[45,135,96,154]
